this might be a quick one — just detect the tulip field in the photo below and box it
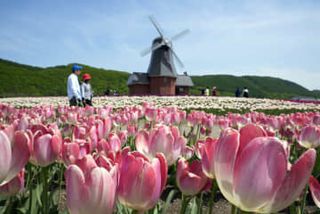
[0,96,320,214]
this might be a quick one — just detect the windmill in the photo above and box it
[127,16,193,96]
[141,16,190,78]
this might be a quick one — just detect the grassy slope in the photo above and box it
[191,75,316,98]
[0,58,317,99]
[0,59,129,97]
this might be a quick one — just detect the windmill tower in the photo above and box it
[141,16,189,96]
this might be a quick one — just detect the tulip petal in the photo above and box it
[0,131,11,184]
[233,137,287,211]
[156,153,168,192]
[239,124,267,153]
[87,167,116,214]
[150,127,174,157]
[34,134,54,166]
[214,128,240,205]
[118,153,162,211]
[299,125,320,148]
[267,149,316,212]
[51,135,62,157]
[65,165,89,214]
[5,131,30,183]
[309,176,320,208]
[201,138,218,179]
[177,159,207,195]
[136,131,149,154]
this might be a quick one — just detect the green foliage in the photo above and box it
[0,58,129,97]
[191,74,316,99]
[0,58,317,99]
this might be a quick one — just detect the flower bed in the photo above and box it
[0,101,320,213]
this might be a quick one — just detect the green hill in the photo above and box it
[191,75,317,98]
[0,58,318,99]
[0,58,129,97]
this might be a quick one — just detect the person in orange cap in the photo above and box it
[81,73,93,106]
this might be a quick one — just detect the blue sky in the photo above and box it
[0,0,319,90]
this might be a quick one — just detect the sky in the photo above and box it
[0,0,319,90]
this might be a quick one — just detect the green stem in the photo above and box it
[58,164,64,211]
[231,205,238,214]
[26,163,31,189]
[4,197,13,214]
[180,194,189,214]
[195,125,201,144]
[41,166,49,214]
[208,179,218,214]
[197,192,203,214]
[300,184,308,214]
[27,164,33,214]
[289,201,300,214]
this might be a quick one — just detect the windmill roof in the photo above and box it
[127,72,149,86]
[147,44,177,78]
[176,74,194,87]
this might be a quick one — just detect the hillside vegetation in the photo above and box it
[191,75,317,98]
[0,58,318,99]
[0,59,129,97]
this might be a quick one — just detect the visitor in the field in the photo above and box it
[67,64,83,107]
[235,87,241,97]
[243,87,249,98]
[211,86,217,96]
[81,73,93,106]
[205,87,210,96]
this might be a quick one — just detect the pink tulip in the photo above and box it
[214,125,316,213]
[95,118,112,140]
[197,137,218,179]
[118,150,167,211]
[309,176,320,208]
[97,133,122,154]
[136,125,186,165]
[145,107,158,121]
[118,130,128,144]
[0,128,30,185]
[298,125,320,148]
[0,169,24,197]
[30,124,62,166]
[62,139,81,165]
[176,158,208,196]
[65,155,118,214]
[73,126,87,140]
[313,115,320,125]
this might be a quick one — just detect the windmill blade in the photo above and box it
[171,29,190,41]
[140,40,165,56]
[149,16,164,37]
[171,49,184,68]
[140,46,153,56]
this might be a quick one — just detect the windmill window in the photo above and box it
[163,78,168,83]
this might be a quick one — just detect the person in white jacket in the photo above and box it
[67,64,83,106]
[81,73,93,106]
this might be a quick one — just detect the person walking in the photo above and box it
[235,87,241,97]
[243,87,249,98]
[205,87,210,96]
[81,73,93,106]
[211,86,217,96]
[67,64,83,107]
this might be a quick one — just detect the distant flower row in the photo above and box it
[1,96,319,111]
